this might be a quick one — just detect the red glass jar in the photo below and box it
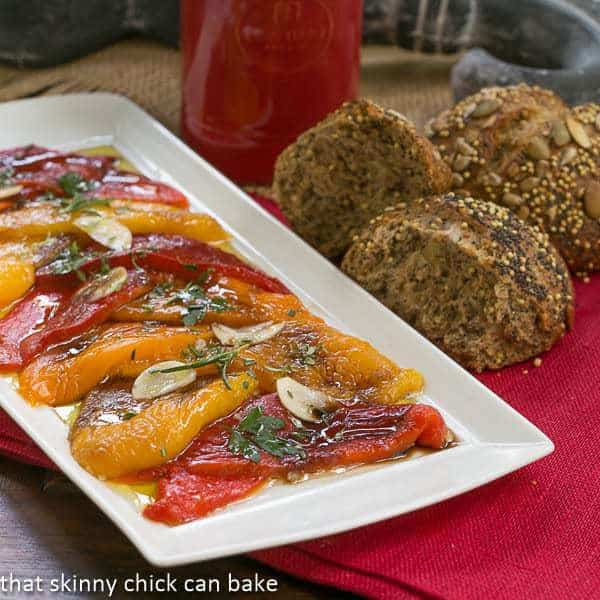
[181,0,363,184]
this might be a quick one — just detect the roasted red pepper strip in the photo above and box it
[0,145,53,164]
[36,234,289,294]
[1,145,114,200]
[0,145,113,178]
[93,172,189,208]
[133,394,449,525]
[143,471,266,526]
[0,288,71,372]
[1,146,188,207]
[18,269,154,366]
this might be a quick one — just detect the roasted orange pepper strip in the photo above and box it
[20,317,423,408]
[71,373,257,479]
[0,242,36,308]
[19,323,211,406]
[113,275,303,326]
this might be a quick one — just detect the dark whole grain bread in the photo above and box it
[341,193,574,372]
[426,84,600,274]
[274,99,451,258]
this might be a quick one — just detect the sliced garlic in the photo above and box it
[276,377,339,423]
[211,321,285,346]
[132,360,197,401]
[74,213,132,251]
[77,266,128,303]
[0,184,23,199]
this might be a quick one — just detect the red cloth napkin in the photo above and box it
[2,196,599,599]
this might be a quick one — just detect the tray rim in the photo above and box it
[0,93,554,566]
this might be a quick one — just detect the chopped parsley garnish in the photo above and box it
[122,411,137,421]
[183,298,231,327]
[148,281,173,298]
[61,195,110,213]
[182,308,206,327]
[195,268,213,284]
[0,167,15,186]
[58,172,94,196]
[57,171,109,213]
[143,276,231,326]
[49,241,89,281]
[228,407,307,463]
[164,278,209,307]
[292,342,321,367]
[291,429,313,442]
[261,343,320,376]
[180,344,199,361]
[162,277,233,327]
[160,447,168,458]
[287,309,297,317]
[228,429,261,462]
[99,255,111,275]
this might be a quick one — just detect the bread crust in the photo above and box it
[274,99,451,258]
[342,193,574,372]
[427,84,600,274]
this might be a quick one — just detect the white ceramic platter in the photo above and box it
[0,94,553,567]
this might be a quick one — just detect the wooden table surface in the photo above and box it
[0,458,357,599]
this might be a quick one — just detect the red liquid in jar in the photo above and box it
[181,0,363,183]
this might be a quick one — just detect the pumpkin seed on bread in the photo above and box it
[426,84,600,274]
[342,193,574,372]
[274,99,451,258]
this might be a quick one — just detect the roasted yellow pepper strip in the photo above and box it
[0,202,229,244]
[19,323,212,406]
[71,373,256,479]
[0,242,35,309]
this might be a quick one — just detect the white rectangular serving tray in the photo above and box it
[0,94,553,567]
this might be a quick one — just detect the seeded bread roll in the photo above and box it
[342,193,574,372]
[274,99,452,258]
[426,84,600,274]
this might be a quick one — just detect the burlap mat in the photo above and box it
[0,38,455,135]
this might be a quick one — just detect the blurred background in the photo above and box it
[0,0,598,182]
